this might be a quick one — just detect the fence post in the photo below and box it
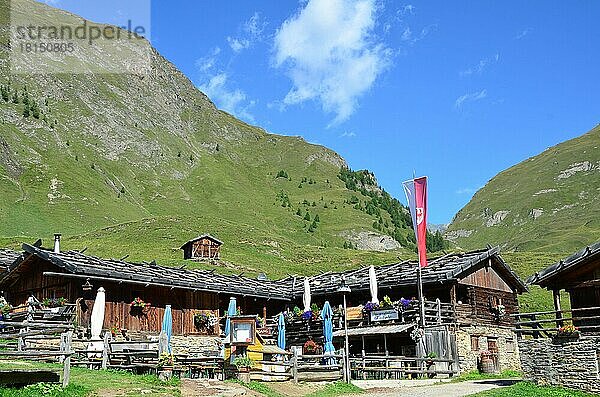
[341,350,347,383]
[18,328,25,352]
[62,330,72,387]
[436,298,442,324]
[292,350,299,383]
[101,332,110,369]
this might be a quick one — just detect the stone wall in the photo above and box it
[518,335,600,394]
[455,324,521,373]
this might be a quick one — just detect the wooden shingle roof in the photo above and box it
[9,244,289,300]
[0,249,21,274]
[277,246,527,296]
[526,240,600,288]
[180,234,223,249]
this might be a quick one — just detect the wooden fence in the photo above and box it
[0,319,74,387]
[349,355,458,379]
[513,306,600,338]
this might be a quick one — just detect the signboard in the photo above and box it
[370,309,399,322]
[231,317,256,345]
[346,307,363,321]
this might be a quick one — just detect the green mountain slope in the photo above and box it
[0,0,418,277]
[446,125,600,253]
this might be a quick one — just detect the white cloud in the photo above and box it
[340,131,357,137]
[197,71,256,123]
[460,53,499,77]
[397,4,415,16]
[399,24,436,45]
[227,12,266,53]
[273,0,391,126]
[195,47,221,73]
[454,89,487,109]
[515,28,532,40]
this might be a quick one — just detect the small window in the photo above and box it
[488,337,498,353]
[471,335,479,351]
[506,337,515,353]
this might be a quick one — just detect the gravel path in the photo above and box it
[357,379,520,397]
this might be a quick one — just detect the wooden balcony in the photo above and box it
[512,306,600,338]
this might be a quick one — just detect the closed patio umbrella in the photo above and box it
[321,301,336,364]
[161,305,172,354]
[88,287,105,358]
[303,278,311,313]
[224,297,237,337]
[277,312,286,350]
[369,265,379,305]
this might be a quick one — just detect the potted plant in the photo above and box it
[363,301,380,313]
[380,295,394,309]
[158,353,175,381]
[130,297,150,316]
[193,311,217,334]
[42,297,66,308]
[0,302,12,321]
[110,325,120,338]
[557,324,580,338]
[425,351,437,367]
[303,338,319,355]
[233,356,254,382]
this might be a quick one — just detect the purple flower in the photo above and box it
[400,298,412,308]
[363,302,380,312]
[301,311,312,320]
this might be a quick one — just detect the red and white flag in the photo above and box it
[403,176,428,267]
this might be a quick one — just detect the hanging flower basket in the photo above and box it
[556,324,580,338]
[130,297,150,316]
[42,297,66,308]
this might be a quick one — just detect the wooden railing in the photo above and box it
[282,299,455,346]
[513,306,600,338]
[349,355,457,379]
[0,320,74,387]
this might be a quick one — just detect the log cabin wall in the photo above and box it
[455,285,518,327]
[2,259,74,305]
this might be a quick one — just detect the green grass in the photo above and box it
[0,0,424,281]
[447,125,600,254]
[227,380,284,397]
[451,370,522,383]
[467,381,599,397]
[306,382,363,397]
[0,361,180,397]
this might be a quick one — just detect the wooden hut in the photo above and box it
[526,240,600,331]
[0,244,289,335]
[516,241,600,394]
[180,235,223,261]
[278,247,527,375]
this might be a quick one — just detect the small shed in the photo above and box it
[180,235,223,261]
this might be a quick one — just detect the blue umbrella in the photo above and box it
[161,305,172,354]
[321,301,336,364]
[277,312,286,350]
[224,297,237,337]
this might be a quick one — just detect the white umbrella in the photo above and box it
[88,287,106,358]
[369,266,379,305]
[303,278,311,313]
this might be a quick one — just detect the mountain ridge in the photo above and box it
[0,0,419,277]
[446,125,600,253]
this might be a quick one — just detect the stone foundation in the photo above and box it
[455,325,521,373]
[518,335,600,394]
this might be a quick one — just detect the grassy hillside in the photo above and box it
[447,125,600,253]
[0,0,419,277]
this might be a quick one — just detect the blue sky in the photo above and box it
[42,0,600,224]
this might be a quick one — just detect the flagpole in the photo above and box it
[417,257,426,328]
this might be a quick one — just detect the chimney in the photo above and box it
[53,233,61,253]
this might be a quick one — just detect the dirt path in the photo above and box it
[355,379,519,397]
[180,379,261,397]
